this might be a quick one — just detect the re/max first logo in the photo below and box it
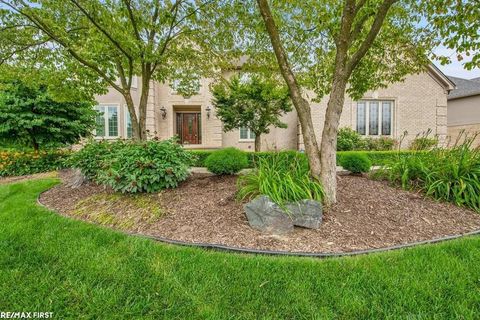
[0,312,53,319]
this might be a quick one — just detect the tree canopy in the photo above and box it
[212,75,292,151]
[0,80,96,151]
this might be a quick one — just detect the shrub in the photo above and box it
[0,150,70,176]
[68,140,126,179]
[237,152,323,206]
[71,138,195,193]
[205,147,248,175]
[361,137,397,151]
[410,137,438,150]
[340,153,372,174]
[337,128,362,151]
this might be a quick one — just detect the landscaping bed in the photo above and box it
[39,170,480,253]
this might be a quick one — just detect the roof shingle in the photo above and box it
[448,76,480,100]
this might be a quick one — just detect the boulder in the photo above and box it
[64,168,88,188]
[286,200,323,229]
[244,196,323,234]
[244,196,293,235]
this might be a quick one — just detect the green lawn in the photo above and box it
[1,179,480,319]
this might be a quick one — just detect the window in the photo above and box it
[356,100,393,136]
[124,106,133,138]
[239,127,255,140]
[95,105,119,138]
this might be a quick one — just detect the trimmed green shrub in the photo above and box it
[71,138,195,193]
[361,137,397,151]
[188,149,419,168]
[204,147,248,175]
[237,152,323,206]
[0,150,70,176]
[340,152,372,173]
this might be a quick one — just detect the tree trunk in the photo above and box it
[254,134,261,152]
[124,92,141,140]
[31,137,39,153]
[320,76,348,206]
[256,0,321,180]
[138,70,151,140]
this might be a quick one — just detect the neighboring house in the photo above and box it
[94,64,454,151]
[447,76,480,147]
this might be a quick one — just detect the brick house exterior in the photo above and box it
[94,65,454,151]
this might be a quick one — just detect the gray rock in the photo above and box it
[244,196,323,234]
[65,168,88,188]
[286,200,323,229]
[244,196,294,235]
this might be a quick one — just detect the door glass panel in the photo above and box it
[188,116,193,134]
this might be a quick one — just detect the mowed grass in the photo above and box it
[0,179,480,319]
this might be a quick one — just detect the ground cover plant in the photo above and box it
[1,178,480,318]
[204,147,248,175]
[70,138,195,193]
[237,152,323,206]
[0,150,70,177]
[377,135,480,212]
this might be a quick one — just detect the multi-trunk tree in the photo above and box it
[211,75,292,152]
[0,0,231,140]
[251,0,432,205]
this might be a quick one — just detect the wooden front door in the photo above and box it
[176,113,201,144]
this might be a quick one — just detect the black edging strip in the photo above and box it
[36,193,480,259]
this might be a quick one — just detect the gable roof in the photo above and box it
[427,64,456,92]
[448,76,480,100]
[471,77,480,82]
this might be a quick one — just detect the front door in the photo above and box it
[176,113,201,144]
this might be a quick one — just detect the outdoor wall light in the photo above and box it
[160,106,167,119]
[206,105,212,119]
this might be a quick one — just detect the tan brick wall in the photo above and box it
[298,71,448,150]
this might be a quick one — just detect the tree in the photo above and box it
[0,0,229,140]
[424,0,480,70]
[0,80,96,151]
[212,75,292,151]
[252,0,431,205]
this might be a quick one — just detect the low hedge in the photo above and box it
[188,149,421,168]
[0,150,70,177]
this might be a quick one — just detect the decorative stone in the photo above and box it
[244,196,323,234]
[287,200,323,229]
[65,168,88,188]
[244,196,294,235]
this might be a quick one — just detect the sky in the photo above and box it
[432,46,480,79]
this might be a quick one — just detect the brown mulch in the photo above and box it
[39,170,480,253]
[0,171,58,185]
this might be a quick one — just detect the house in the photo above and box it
[447,76,480,147]
[94,65,454,150]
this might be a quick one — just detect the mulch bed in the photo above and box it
[39,170,480,253]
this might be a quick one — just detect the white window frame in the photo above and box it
[356,100,394,137]
[239,127,255,141]
[124,105,134,139]
[95,104,120,139]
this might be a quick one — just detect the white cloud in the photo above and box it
[432,46,480,79]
